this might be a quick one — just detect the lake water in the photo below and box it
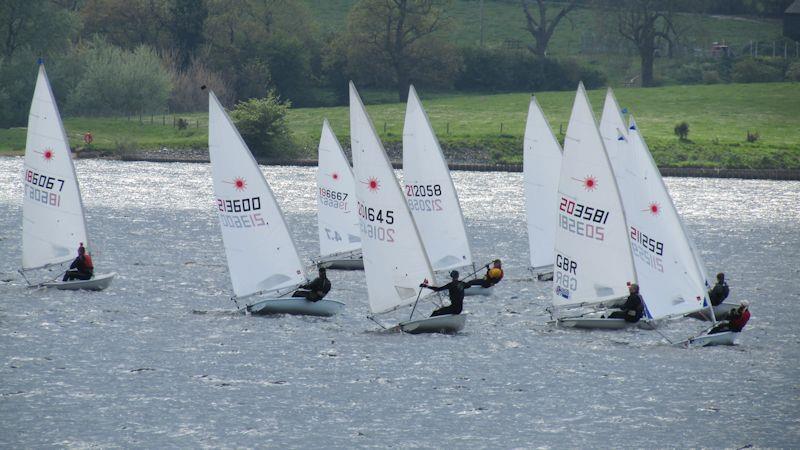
[1,157,798,448]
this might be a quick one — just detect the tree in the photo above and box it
[80,0,171,50]
[521,0,579,57]
[607,0,678,87]
[1,0,79,58]
[345,0,456,102]
[168,0,208,70]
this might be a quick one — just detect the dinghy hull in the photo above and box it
[42,272,116,291]
[318,256,363,271]
[463,285,493,297]
[400,314,466,334]
[687,302,742,321]
[558,317,629,329]
[679,331,738,347]
[247,298,344,317]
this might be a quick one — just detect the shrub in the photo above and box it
[786,61,800,82]
[176,118,188,130]
[230,91,294,157]
[67,38,172,116]
[731,58,783,83]
[702,70,721,84]
[674,122,690,141]
[163,52,233,113]
[746,130,759,142]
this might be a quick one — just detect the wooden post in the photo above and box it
[446,122,450,135]
[500,122,504,133]
[384,121,387,133]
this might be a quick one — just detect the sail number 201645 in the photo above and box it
[358,201,395,242]
[24,169,65,207]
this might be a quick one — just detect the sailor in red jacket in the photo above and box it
[63,243,94,281]
[710,300,750,334]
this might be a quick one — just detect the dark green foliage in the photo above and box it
[787,62,800,82]
[230,92,295,157]
[746,130,760,142]
[674,121,690,140]
[454,47,606,92]
[731,58,785,83]
[168,0,208,70]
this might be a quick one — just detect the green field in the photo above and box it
[2,82,798,169]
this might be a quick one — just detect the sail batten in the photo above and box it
[208,92,307,299]
[350,83,436,315]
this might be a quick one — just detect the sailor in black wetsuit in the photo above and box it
[708,272,730,306]
[292,268,331,302]
[422,270,466,317]
[607,283,644,323]
[63,243,93,281]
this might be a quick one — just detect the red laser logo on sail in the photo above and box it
[36,148,55,162]
[363,177,380,192]
[645,202,661,216]
[572,175,597,191]
[332,172,339,181]
[223,177,247,191]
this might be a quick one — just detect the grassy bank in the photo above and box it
[1,82,798,169]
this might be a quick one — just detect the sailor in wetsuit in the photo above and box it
[63,243,93,281]
[710,300,750,334]
[292,268,331,302]
[421,270,466,317]
[708,272,730,306]
[607,283,644,323]
[466,259,504,288]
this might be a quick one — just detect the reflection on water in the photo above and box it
[0,157,798,448]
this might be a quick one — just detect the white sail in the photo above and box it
[523,95,563,272]
[624,116,708,319]
[208,91,307,299]
[349,82,436,314]
[22,64,89,270]
[402,85,472,272]
[317,119,361,258]
[552,83,636,309]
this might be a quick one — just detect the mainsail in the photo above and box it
[524,95,563,273]
[208,91,307,299]
[552,83,637,309]
[317,119,361,258]
[22,63,89,270]
[402,85,472,271]
[349,82,436,314]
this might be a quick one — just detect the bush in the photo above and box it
[731,57,784,83]
[230,91,294,158]
[702,70,721,84]
[746,130,759,142]
[454,48,606,92]
[674,122,689,140]
[786,61,800,82]
[67,38,172,116]
[163,52,233,112]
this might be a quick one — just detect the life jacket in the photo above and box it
[83,253,94,270]
[729,309,750,332]
[487,267,504,283]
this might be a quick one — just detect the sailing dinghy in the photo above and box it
[551,83,637,329]
[350,82,464,334]
[314,119,363,270]
[401,86,490,297]
[622,116,738,346]
[524,95,563,281]
[21,62,116,291]
[208,91,343,317]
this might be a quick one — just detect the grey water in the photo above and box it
[0,157,798,448]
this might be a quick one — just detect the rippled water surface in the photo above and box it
[1,157,798,448]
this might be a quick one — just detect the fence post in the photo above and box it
[500,122,504,133]
[383,121,387,133]
[446,122,450,135]
[196,119,199,128]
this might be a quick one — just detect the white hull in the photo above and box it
[247,298,344,317]
[558,317,630,330]
[317,254,364,271]
[687,302,741,321]
[464,285,493,297]
[399,314,466,334]
[41,272,117,291]
[678,331,738,347]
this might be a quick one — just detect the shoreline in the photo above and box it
[3,150,798,180]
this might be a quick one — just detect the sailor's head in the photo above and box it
[450,270,459,280]
[492,259,502,268]
[77,243,85,255]
[629,283,639,294]
[717,272,725,282]
[739,300,749,311]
